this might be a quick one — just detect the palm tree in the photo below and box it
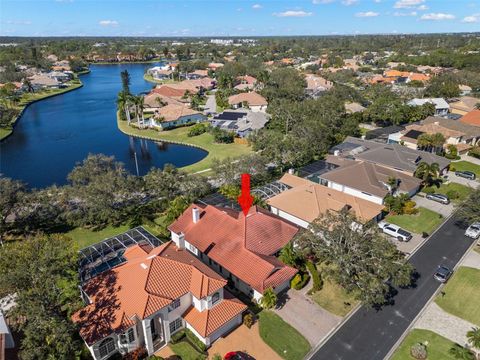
[414,161,440,187]
[260,287,277,309]
[467,327,480,360]
[387,176,399,195]
[116,91,132,124]
[431,132,446,154]
[417,133,433,152]
[449,343,474,360]
[137,96,145,127]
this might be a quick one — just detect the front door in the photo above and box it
[150,318,165,351]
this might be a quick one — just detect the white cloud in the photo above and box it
[342,0,358,5]
[312,0,335,3]
[374,0,382,2]
[252,4,262,9]
[417,4,428,10]
[462,13,480,22]
[273,10,313,17]
[394,0,424,8]
[356,11,380,17]
[394,11,417,16]
[420,13,455,20]
[6,20,31,25]
[99,20,119,26]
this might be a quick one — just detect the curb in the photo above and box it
[305,211,455,360]
[383,226,478,360]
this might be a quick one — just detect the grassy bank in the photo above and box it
[143,73,178,84]
[117,117,252,173]
[1,78,84,141]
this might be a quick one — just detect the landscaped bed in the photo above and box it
[423,182,474,202]
[391,329,457,360]
[117,118,252,173]
[451,160,480,177]
[386,207,444,234]
[435,266,480,326]
[258,310,310,360]
[170,341,206,360]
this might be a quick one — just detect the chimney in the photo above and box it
[192,207,200,224]
[288,168,295,175]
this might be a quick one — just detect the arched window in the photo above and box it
[98,337,116,358]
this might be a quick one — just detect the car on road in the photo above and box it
[378,222,413,242]
[465,222,480,239]
[425,193,450,205]
[434,265,452,283]
[455,170,476,180]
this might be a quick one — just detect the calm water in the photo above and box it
[0,63,207,188]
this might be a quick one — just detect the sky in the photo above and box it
[1,0,479,37]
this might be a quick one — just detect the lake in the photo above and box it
[0,63,208,188]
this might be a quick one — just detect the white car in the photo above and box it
[465,222,480,239]
[378,222,413,242]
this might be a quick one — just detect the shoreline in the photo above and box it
[89,58,165,65]
[0,73,86,142]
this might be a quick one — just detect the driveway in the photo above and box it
[446,171,479,189]
[412,194,454,218]
[275,284,342,346]
[389,233,425,256]
[204,94,217,115]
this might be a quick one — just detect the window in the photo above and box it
[168,298,181,312]
[212,292,220,305]
[98,337,116,358]
[169,318,183,334]
[119,328,135,344]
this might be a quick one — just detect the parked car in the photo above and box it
[426,193,450,205]
[434,265,452,283]
[378,222,413,242]
[455,170,476,180]
[465,222,480,239]
[224,352,250,360]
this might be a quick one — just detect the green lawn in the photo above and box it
[452,161,480,178]
[422,182,473,203]
[386,207,444,234]
[258,310,311,360]
[170,341,206,360]
[143,73,177,84]
[435,266,480,326]
[310,278,359,317]
[391,329,457,360]
[64,224,133,249]
[117,118,252,173]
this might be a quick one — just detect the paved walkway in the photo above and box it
[274,278,342,346]
[412,194,454,218]
[208,323,282,360]
[204,95,217,114]
[414,302,477,347]
[461,250,480,269]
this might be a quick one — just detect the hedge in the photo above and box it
[170,329,186,344]
[290,272,310,290]
[306,261,323,293]
[185,328,207,352]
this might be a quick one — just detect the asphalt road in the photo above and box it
[309,215,476,360]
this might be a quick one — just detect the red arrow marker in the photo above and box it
[238,173,253,216]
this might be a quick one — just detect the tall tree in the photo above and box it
[120,69,131,94]
[0,234,82,360]
[414,161,440,186]
[458,188,480,224]
[0,178,26,245]
[297,209,414,305]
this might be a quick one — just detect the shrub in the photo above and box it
[422,187,435,194]
[210,127,234,143]
[260,287,278,309]
[185,328,207,352]
[403,200,418,215]
[446,189,459,200]
[306,261,323,293]
[290,272,310,290]
[449,165,456,172]
[170,329,186,344]
[243,313,254,328]
[422,231,429,238]
[124,347,148,360]
[468,146,480,159]
[211,354,222,360]
[187,123,208,137]
[410,342,427,359]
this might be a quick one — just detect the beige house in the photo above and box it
[449,96,480,115]
[228,92,268,113]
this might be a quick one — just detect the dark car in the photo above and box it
[224,352,252,360]
[455,171,476,180]
[434,265,452,283]
[426,193,450,205]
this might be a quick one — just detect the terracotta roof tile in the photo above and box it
[228,92,267,106]
[182,291,247,337]
[461,109,480,127]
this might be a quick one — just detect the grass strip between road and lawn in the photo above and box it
[452,160,480,177]
[391,329,458,360]
[386,207,444,235]
[117,117,253,173]
[258,310,311,360]
[435,266,480,326]
[423,182,474,203]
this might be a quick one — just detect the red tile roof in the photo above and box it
[183,291,247,337]
[228,92,267,107]
[169,205,299,293]
[72,241,226,345]
[460,109,480,127]
[151,86,186,98]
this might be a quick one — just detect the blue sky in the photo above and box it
[1,0,479,37]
